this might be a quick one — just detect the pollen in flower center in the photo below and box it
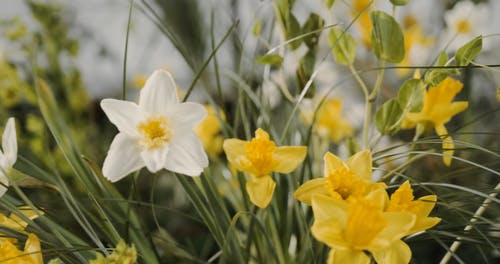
[137,116,173,149]
[245,136,276,176]
[456,19,471,34]
[325,167,364,200]
[345,199,386,248]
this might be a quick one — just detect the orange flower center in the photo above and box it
[325,167,365,200]
[456,19,471,34]
[245,135,276,176]
[137,116,173,149]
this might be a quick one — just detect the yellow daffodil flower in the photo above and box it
[0,233,43,264]
[311,193,415,264]
[387,181,441,235]
[294,150,385,205]
[0,118,17,197]
[195,105,226,158]
[223,128,307,208]
[301,98,353,143]
[352,0,372,48]
[402,77,468,166]
[90,240,137,264]
[0,206,41,244]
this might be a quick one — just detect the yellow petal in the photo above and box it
[311,219,350,251]
[255,128,270,140]
[246,175,276,208]
[416,195,437,217]
[372,240,411,264]
[293,178,329,205]
[272,146,307,174]
[24,233,43,264]
[435,124,453,166]
[327,248,371,264]
[311,194,348,224]
[324,152,348,176]
[346,150,372,181]
[372,212,415,250]
[223,138,248,171]
[363,186,389,210]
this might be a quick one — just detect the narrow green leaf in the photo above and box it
[455,35,482,66]
[328,28,356,65]
[397,79,423,112]
[375,99,403,135]
[257,54,283,67]
[370,11,405,63]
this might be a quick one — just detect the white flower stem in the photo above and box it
[439,182,500,264]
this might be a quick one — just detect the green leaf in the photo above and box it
[397,79,423,112]
[436,51,448,66]
[302,13,324,48]
[455,35,482,66]
[287,14,302,49]
[390,0,409,5]
[296,48,317,98]
[328,28,356,65]
[375,99,403,135]
[257,54,283,67]
[327,0,335,8]
[253,19,262,36]
[370,11,405,63]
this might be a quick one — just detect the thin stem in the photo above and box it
[122,0,134,100]
[362,62,385,149]
[439,182,500,264]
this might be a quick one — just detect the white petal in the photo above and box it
[170,102,207,131]
[141,145,170,173]
[2,118,17,167]
[164,132,208,176]
[102,133,145,182]
[100,99,145,136]
[139,70,179,114]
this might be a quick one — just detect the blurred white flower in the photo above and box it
[444,0,489,51]
[101,70,208,182]
[0,118,17,197]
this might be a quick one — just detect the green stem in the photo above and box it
[122,0,134,100]
[439,182,500,264]
[362,62,385,149]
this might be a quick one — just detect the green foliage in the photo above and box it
[328,28,356,65]
[390,0,409,5]
[326,0,335,8]
[257,54,284,67]
[370,11,405,63]
[455,36,483,66]
[375,99,403,135]
[302,13,324,48]
[424,52,459,86]
[397,79,423,113]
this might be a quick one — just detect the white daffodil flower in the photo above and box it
[444,0,489,51]
[0,118,17,197]
[101,70,209,182]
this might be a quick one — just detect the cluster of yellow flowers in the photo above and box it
[222,127,441,263]
[295,151,440,264]
[0,207,43,263]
